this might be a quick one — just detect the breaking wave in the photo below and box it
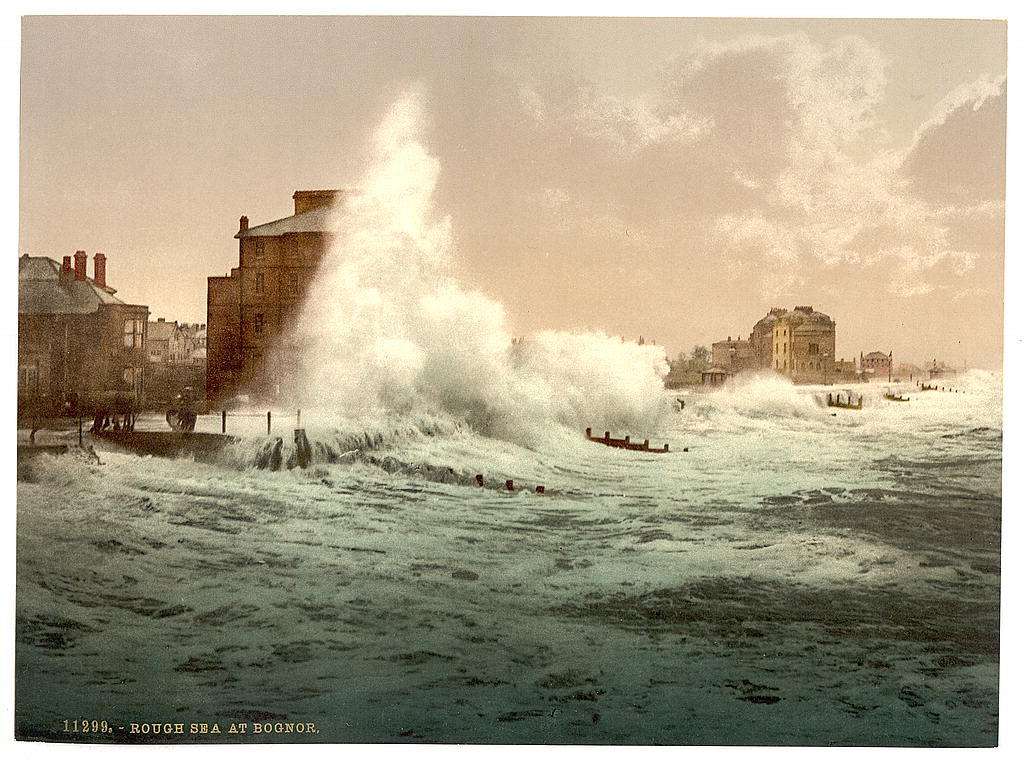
[284,90,668,446]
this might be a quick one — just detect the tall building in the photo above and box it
[18,252,149,418]
[769,306,836,383]
[750,307,788,369]
[708,306,839,384]
[206,190,345,404]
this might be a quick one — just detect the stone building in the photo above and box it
[750,307,788,369]
[769,306,837,384]
[206,190,345,405]
[711,336,755,375]
[18,252,149,419]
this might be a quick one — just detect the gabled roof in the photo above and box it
[19,255,127,315]
[147,320,178,341]
[235,205,337,238]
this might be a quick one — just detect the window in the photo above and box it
[122,367,143,395]
[289,274,299,296]
[254,313,264,334]
[255,272,264,295]
[123,318,144,348]
[19,364,39,392]
[808,343,819,355]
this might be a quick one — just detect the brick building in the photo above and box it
[18,252,149,419]
[206,190,345,405]
[859,350,892,381]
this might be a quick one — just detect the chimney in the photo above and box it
[93,252,106,287]
[293,189,341,215]
[239,215,249,233]
[60,255,73,284]
[73,250,87,281]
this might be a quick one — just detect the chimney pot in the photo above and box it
[239,215,249,232]
[93,252,107,287]
[59,256,73,284]
[73,250,87,281]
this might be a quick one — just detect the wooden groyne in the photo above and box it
[918,382,965,393]
[827,393,862,410]
[586,428,669,453]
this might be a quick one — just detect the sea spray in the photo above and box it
[286,90,669,444]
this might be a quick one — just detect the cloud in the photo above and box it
[509,32,1002,301]
[902,75,1006,204]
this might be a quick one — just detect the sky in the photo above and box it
[18,15,1007,368]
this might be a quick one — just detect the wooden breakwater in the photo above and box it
[827,393,862,410]
[585,427,669,453]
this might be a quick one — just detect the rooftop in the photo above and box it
[235,205,338,239]
[19,255,127,315]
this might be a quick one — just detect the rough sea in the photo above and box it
[16,372,1001,746]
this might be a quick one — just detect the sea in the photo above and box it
[15,372,1002,746]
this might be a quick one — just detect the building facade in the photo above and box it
[769,306,837,384]
[206,190,344,405]
[859,351,892,381]
[18,252,149,418]
[711,336,755,375]
[708,306,844,384]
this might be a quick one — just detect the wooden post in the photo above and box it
[222,410,227,434]
[297,409,301,428]
[643,439,649,449]
[505,479,514,491]
[585,427,591,438]
[267,411,272,435]
[624,435,630,445]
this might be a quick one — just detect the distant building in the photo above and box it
[750,307,788,369]
[207,189,346,404]
[704,305,853,386]
[928,360,958,379]
[145,319,208,407]
[701,367,731,387]
[859,351,892,381]
[897,362,924,381]
[769,306,836,383]
[711,336,755,375]
[18,252,149,418]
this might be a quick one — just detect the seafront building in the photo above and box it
[859,351,893,381]
[206,190,345,405]
[18,252,149,418]
[707,305,856,385]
